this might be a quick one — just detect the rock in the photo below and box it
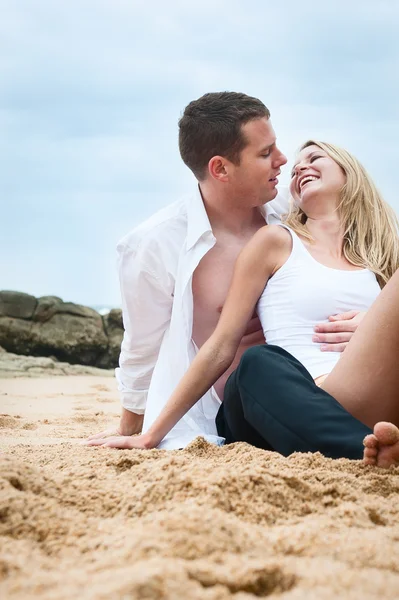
[0,291,124,369]
[32,296,63,323]
[97,309,124,369]
[33,297,100,323]
[0,291,38,319]
[106,308,123,329]
[0,316,35,355]
[0,346,114,378]
[29,312,108,365]
[55,302,101,319]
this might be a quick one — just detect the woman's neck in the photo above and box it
[305,216,344,258]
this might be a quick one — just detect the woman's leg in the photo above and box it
[217,344,371,459]
[216,367,274,451]
[321,268,399,428]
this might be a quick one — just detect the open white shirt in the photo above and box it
[115,185,290,449]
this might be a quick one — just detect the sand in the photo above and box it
[1,371,399,599]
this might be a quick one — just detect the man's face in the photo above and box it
[229,117,287,206]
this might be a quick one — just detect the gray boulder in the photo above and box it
[98,309,124,369]
[0,291,124,369]
[0,290,38,319]
[0,346,114,378]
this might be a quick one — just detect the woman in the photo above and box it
[89,141,399,467]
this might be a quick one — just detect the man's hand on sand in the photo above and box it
[83,433,154,450]
[313,310,365,352]
[85,409,143,442]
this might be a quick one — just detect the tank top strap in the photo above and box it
[276,223,311,261]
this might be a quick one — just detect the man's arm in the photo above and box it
[87,236,174,439]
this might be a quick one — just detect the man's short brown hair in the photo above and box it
[178,92,270,181]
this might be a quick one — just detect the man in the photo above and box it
[87,92,362,451]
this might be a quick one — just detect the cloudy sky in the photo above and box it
[2,0,398,307]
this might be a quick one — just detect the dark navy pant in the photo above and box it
[216,345,372,459]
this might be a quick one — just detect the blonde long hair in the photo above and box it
[284,140,399,287]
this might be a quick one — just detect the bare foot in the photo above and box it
[363,422,399,468]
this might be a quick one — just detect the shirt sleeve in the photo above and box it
[115,237,174,414]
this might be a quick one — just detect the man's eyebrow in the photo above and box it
[259,141,276,153]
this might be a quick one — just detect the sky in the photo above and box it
[1,0,398,307]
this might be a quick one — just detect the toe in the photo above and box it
[363,455,377,466]
[363,434,378,448]
[374,422,399,446]
[364,446,378,458]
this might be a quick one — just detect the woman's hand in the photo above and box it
[82,432,155,450]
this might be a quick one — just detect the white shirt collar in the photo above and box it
[185,185,213,251]
[260,201,280,222]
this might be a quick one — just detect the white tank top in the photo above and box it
[257,225,381,379]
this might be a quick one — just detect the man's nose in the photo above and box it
[275,149,288,167]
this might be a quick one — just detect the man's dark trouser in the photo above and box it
[216,345,372,460]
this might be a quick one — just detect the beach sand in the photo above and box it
[1,373,399,599]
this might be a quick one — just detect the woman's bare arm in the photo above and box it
[84,225,291,449]
[140,225,291,447]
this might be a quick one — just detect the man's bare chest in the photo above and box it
[191,237,251,329]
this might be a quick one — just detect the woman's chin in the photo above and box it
[298,188,319,207]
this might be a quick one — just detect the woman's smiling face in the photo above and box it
[290,145,346,214]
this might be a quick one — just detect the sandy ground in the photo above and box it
[1,372,399,599]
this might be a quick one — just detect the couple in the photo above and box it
[86,92,399,468]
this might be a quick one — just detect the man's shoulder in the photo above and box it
[117,197,189,251]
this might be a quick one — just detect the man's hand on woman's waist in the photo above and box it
[313,310,366,352]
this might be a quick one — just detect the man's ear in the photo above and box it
[208,156,230,182]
